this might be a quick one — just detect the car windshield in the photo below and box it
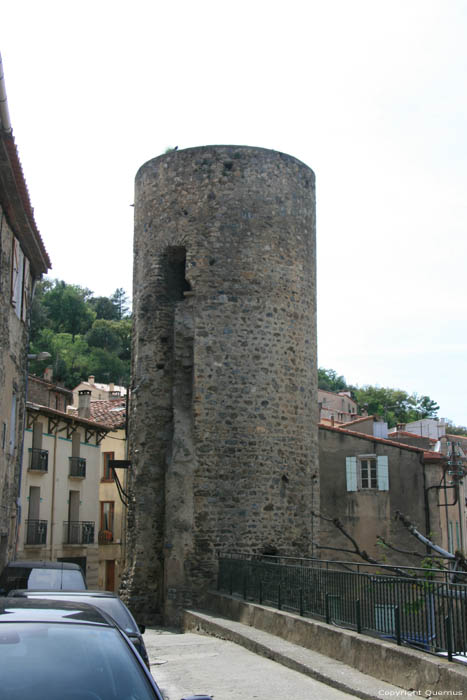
[0,621,158,700]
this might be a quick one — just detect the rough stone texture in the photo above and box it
[123,145,318,624]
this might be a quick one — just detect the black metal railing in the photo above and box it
[63,521,95,545]
[218,553,467,661]
[25,519,47,545]
[98,529,114,545]
[28,448,48,472]
[69,457,86,478]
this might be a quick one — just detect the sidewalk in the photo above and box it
[144,624,401,700]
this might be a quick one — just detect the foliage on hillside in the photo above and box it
[318,367,440,428]
[28,279,131,389]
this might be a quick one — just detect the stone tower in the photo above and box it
[124,145,318,624]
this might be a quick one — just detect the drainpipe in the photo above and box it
[0,53,12,134]
[421,456,431,553]
[49,430,58,561]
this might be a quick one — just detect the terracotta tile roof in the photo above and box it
[341,415,376,426]
[68,398,126,429]
[319,424,446,462]
[1,132,50,274]
[27,402,111,431]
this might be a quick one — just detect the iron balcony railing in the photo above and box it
[28,448,48,472]
[63,521,95,545]
[98,529,114,545]
[218,553,467,662]
[69,456,86,478]
[25,519,47,545]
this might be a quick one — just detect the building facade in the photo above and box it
[0,53,50,568]
[125,145,318,624]
[318,425,462,565]
[19,400,110,585]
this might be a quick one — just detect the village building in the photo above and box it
[318,389,358,425]
[72,376,127,405]
[68,396,128,592]
[19,390,111,585]
[318,424,464,565]
[0,53,50,567]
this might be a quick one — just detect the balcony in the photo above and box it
[63,521,95,545]
[98,529,114,545]
[25,519,47,545]
[69,456,86,478]
[28,448,48,472]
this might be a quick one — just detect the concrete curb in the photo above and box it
[185,592,467,696]
[184,608,401,699]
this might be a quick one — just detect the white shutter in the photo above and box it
[346,456,358,491]
[377,455,389,491]
[9,395,17,455]
[22,257,30,322]
[11,238,24,318]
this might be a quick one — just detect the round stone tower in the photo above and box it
[124,145,318,624]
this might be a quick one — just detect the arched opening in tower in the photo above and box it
[167,247,191,300]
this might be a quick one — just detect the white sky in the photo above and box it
[1,0,466,425]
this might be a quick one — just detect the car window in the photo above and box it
[29,596,138,634]
[0,567,86,593]
[0,621,159,700]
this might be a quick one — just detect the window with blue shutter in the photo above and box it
[346,456,357,491]
[377,455,389,491]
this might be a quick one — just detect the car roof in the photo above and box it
[4,561,82,570]
[13,589,117,598]
[0,597,115,626]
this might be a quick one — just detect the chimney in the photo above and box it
[78,390,91,419]
[43,367,53,383]
[109,382,115,393]
[88,375,95,385]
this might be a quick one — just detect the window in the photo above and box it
[102,452,115,481]
[100,502,114,534]
[360,458,377,489]
[346,455,389,491]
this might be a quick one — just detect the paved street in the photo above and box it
[144,627,357,700]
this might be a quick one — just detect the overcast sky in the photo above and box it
[1,0,466,425]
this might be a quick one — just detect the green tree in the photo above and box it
[110,288,130,320]
[445,422,467,437]
[42,280,95,340]
[89,296,120,321]
[318,368,349,392]
[353,386,439,427]
[86,319,122,354]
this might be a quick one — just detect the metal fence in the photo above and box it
[217,553,467,662]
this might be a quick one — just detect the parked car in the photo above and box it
[0,561,87,594]
[10,589,150,668]
[0,598,212,700]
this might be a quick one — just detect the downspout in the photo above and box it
[0,53,12,134]
[421,455,431,554]
[49,429,58,561]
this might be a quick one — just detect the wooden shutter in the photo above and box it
[21,257,30,322]
[346,456,358,491]
[377,455,389,491]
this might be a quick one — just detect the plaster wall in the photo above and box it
[0,211,31,567]
[98,428,127,591]
[19,418,101,586]
[319,427,445,564]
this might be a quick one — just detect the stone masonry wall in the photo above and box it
[123,146,318,624]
